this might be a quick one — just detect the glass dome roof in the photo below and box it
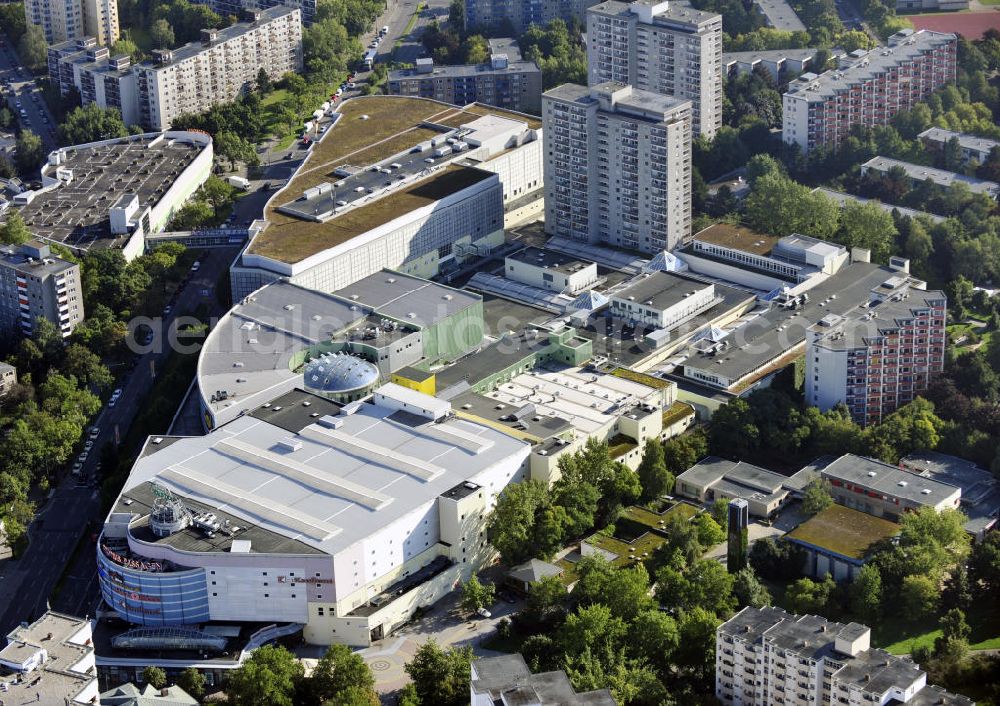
[303,352,379,392]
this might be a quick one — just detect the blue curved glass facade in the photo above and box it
[97,543,210,626]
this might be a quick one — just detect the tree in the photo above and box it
[111,36,140,59]
[0,212,31,245]
[849,564,882,623]
[15,129,43,176]
[801,478,834,516]
[896,506,971,581]
[142,666,167,690]
[695,513,725,546]
[786,575,835,614]
[459,574,495,615]
[176,667,205,700]
[464,34,490,64]
[60,344,112,391]
[573,559,654,621]
[662,429,708,474]
[837,200,897,263]
[404,640,472,706]
[201,175,236,216]
[629,609,680,673]
[151,18,176,48]
[214,131,259,170]
[397,683,421,706]
[970,530,1000,601]
[900,574,939,621]
[656,559,736,617]
[257,67,273,94]
[311,644,377,705]
[18,24,47,73]
[226,644,303,706]
[523,574,567,628]
[708,398,759,459]
[743,172,840,240]
[733,567,771,608]
[636,439,673,502]
[487,479,550,565]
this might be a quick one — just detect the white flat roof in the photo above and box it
[482,366,663,435]
[121,392,529,557]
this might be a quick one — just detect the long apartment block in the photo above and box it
[0,241,84,339]
[387,55,543,115]
[543,82,692,253]
[783,29,956,153]
[587,0,723,137]
[717,607,973,706]
[465,0,590,36]
[48,6,302,130]
[25,0,117,45]
[806,274,946,426]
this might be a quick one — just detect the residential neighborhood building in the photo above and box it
[723,48,827,82]
[895,0,967,10]
[0,611,99,705]
[782,30,957,153]
[471,654,617,705]
[805,277,946,425]
[608,271,720,329]
[861,156,1000,199]
[716,607,973,706]
[0,241,84,339]
[586,0,723,137]
[543,82,692,254]
[0,362,17,396]
[919,126,1000,164]
[813,188,947,224]
[23,0,109,45]
[48,7,303,130]
[387,55,543,115]
[464,0,590,36]
[750,0,805,32]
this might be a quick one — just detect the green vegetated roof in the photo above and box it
[786,504,899,560]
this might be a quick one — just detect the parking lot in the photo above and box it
[0,38,58,152]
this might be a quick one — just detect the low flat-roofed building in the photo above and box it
[234,98,542,299]
[785,504,899,580]
[504,246,598,294]
[919,126,1000,164]
[751,0,806,31]
[675,456,791,517]
[818,453,961,521]
[99,385,531,647]
[679,222,849,290]
[0,362,17,396]
[471,654,617,706]
[387,55,543,115]
[716,607,974,706]
[609,271,721,330]
[723,48,828,81]
[862,155,1000,198]
[0,611,98,705]
[900,451,1000,538]
[199,271,484,429]
[813,187,946,224]
[8,132,212,261]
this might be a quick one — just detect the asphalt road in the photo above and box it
[0,245,239,634]
[0,39,58,152]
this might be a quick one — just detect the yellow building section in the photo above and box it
[391,366,436,396]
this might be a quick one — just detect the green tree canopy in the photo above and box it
[801,478,834,517]
[142,666,167,689]
[226,644,303,706]
[403,640,472,706]
[58,104,129,145]
[0,212,31,245]
[310,643,377,705]
[459,574,496,614]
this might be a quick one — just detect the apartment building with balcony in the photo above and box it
[0,241,84,339]
[919,126,1000,165]
[387,55,543,115]
[586,0,723,137]
[716,607,973,706]
[48,38,139,125]
[464,0,589,35]
[50,8,301,131]
[542,82,692,254]
[24,0,84,44]
[137,8,302,130]
[805,273,946,426]
[783,29,957,154]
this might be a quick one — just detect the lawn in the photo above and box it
[874,603,1000,654]
[612,367,672,389]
